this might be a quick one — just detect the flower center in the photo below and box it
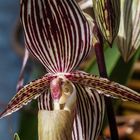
[50,75,76,112]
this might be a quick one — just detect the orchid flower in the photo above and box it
[1,0,140,139]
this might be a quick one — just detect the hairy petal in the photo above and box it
[65,72,140,103]
[72,84,105,140]
[20,0,92,73]
[0,74,53,119]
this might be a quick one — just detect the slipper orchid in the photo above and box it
[1,0,140,139]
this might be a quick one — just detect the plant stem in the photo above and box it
[94,34,119,140]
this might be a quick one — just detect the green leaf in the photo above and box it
[18,102,38,140]
[86,44,120,76]
[110,47,140,84]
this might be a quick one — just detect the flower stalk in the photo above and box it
[94,27,119,140]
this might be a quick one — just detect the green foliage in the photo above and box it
[18,101,38,140]
[86,44,120,76]
[110,48,140,84]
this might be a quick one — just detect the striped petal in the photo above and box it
[72,84,105,140]
[65,71,140,103]
[115,0,140,62]
[38,90,52,110]
[0,74,52,119]
[93,0,120,44]
[20,0,92,73]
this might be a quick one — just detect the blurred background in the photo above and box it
[0,0,140,140]
[0,1,20,140]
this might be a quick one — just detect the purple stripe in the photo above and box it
[21,0,92,73]
[74,84,104,140]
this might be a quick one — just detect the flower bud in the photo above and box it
[115,0,140,62]
[93,0,120,44]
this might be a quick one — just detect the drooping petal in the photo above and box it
[65,71,140,103]
[93,0,120,44]
[0,74,53,119]
[72,84,105,140]
[20,0,92,73]
[115,0,140,62]
[16,48,29,92]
